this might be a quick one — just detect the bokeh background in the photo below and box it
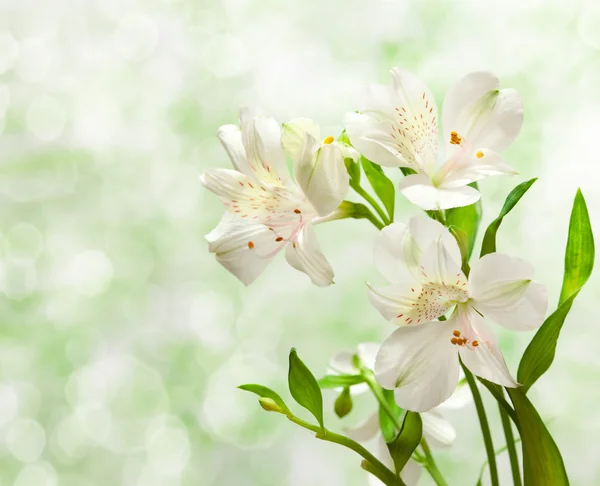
[0,0,599,484]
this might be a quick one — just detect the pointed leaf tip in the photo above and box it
[288,348,325,429]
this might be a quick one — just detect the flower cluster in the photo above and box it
[203,67,592,486]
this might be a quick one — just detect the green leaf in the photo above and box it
[507,388,569,486]
[558,189,595,304]
[379,388,403,442]
[386,412,423,475]
[238,384,291,416]
[477,378,518,425]
[288,348,325,429]
[344,157,361,186]
[334,387,353,418]
[360,156,395,222]
[446,184,482,261]
[480,178,537,257]
[318,374,365,388]
[518,189,594,392]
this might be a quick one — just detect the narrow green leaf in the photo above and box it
[379,388,403,442]
[334,387,353,418]
[360,156,395,221]
[559,189,595,304]
[480,178,537,257]
[318,374,365,388]
[288,348,325,429]
[507,388,569,486]
[477,377,518,425]
[518,189,594,391]
[344,157,361,186]
[386,412,423,475]
[446,184,482,261]
[238,384,291,416]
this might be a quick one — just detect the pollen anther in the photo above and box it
[247,241,255,249]
[453,330,461,337]
[323,136,334,144]
[275,237,283,242]
[294,209,301,214]
[472,340,479,347]
[476,151,484,158]
[449,131,463,145]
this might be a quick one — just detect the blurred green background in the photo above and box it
[0,0,599,484]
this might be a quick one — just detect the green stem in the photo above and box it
[287,415,404,486]
[420,437,448,486]
[499,404,522,486]
[461,362,499,486]
[362,372,448,486]
[360,206,385,230]
[353,184,391,225]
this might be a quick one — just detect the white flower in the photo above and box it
[344,378,469,486]
[368,217,548,411]
[345,68,522,210]
[201,107,350,286]
[327,342,381,395]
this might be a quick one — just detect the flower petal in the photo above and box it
[418,237,467,290]
[294,135,350,216]
[374,321,460,412]
[421,409,457,447]
[366,281,424,323]
[345,112,409,168]
[470,253,548,331]
[373,222,414,283]
[328,350,356,375]
[200,168,306,226]
[239,107,291,186]
[345,412,381,442]
[409,217,462,269]
[455,306,519,387]
[400,459,423,486]
[436,148,518,188]
[217,124,253,177]
[357,343,380,371]
[442,72,523,152]
[205,213,283,285]
[399,173,481,210]
[281,118,321,162]
[285,224,334,287]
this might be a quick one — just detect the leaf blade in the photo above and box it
[480,178,537,257]
[446,184,483,262]
[360,156,395,222]
[318,374,366,388]
[386,411,423,475]
[288,348,325,429]
[238,384,292,416]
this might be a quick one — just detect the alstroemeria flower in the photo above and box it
[345,68,522,210]
[201,107,350,286]
[328,342,380,395]
[368,217,548,411]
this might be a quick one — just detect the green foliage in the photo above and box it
[318,374,365,388]
[480,178,537,257]
[238,384,292,416]
[288,348,325,430]
[518,189,594,392]
[379,388,403,442]
[334,387,353,418]
[345,157,361,185]
[446,184,482,262]
[360,156,396,222]
[386,412,423,476]
[507,388,569,486]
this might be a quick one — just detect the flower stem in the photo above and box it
[353,184,391,225]
[499,404,522,486]
[461,362,499,486]
[287,414,404,486]
[362,371,448,486]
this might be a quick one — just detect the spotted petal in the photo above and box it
[285,224,334,287]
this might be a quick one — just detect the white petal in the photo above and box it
[294,135,349,216]
[409,217,462,269]
[400,459,423,486]
[422,410,457,447]
[328,350,356,375]
[285,224,334,287]
[366,281,423,323]
[418,237,467,291]
[239,107,290,186]
[357,343,380,371]
[374,321,460,412]
[205,213,283,285]
[442,72,523,152]
[399,173,481,210]
[469,253,548,331]
[217,124,253,177]
[345,412,381,442]
[454,306,519,387]
[436,148,518,188]
[388,68,439,171]
[334,141,359,163]
[281,118,320,162]
[434,383,471,411]
[373,222,414,283]
[345,112,408,168]
[200,168,304,226]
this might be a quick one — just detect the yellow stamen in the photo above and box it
[472,340,479,347]
[449,131,463,145]
[453,329,461,337]
[476,151,484,159]
[323,136,334,144]
[248,241,254,249]
[451,337,459,345]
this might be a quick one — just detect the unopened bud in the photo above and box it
[258,397,285,414]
